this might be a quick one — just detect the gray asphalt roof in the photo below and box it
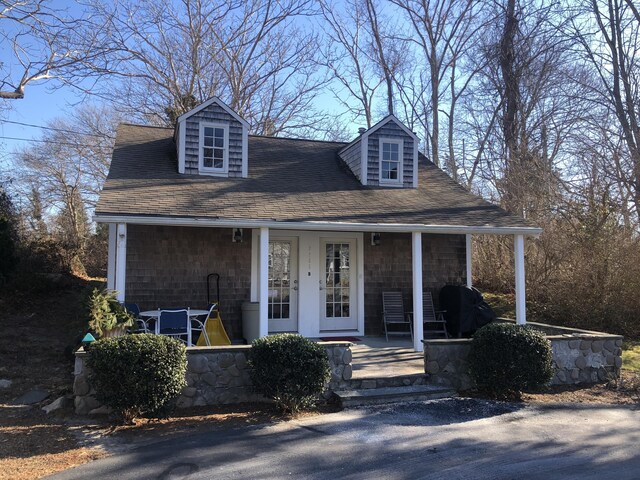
[95,123,538,232]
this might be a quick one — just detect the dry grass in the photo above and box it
[0,275,331,478]
[522,370,640,405]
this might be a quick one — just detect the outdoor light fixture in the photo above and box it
[81,332,96,346]
[371,232,381,246]
[232,228,244,243]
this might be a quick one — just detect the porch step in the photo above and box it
[335,384,455,408]
[346,373,428,390]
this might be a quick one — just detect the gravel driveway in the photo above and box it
[49,398,640,479]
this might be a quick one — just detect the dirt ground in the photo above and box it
[1,276,638,480]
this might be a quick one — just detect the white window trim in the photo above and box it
[378,137,403,186]
[199,122,229,175]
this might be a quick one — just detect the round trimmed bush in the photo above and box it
[86,334,187,422]
[468,323,553,398]
[248,334,331,413]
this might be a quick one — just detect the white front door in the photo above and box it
[268,238,298,333]
[320,239,358,331]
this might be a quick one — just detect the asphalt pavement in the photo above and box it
[49,398,640,480]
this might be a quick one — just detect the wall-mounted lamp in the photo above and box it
[232,228,244,243]
[371,232,381,246]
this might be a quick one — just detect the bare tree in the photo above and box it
[0,0,112,101]
[390,0,482,169]
[11,104,121,273]
[318,0,384,128]
[86,0,327,135]
[363,0,397,116]
[570,0,640,219]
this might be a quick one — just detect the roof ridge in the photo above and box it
[117,123,348,145]
[248,134,347,145]
[119,122,173,130]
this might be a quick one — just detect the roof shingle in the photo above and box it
[95,123,538,232]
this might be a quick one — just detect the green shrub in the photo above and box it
[248,334,331,413]
[468,323,554,398]
[86,334,187,422]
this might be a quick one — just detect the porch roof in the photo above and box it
[95,124,541,235]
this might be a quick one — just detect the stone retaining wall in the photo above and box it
[74,342,352,415]
[424,322,623,391]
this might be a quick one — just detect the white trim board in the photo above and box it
[339,114,419,155]
[94,214,543,236]
[176,96,250,128]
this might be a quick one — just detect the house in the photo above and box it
[95,97,541,352]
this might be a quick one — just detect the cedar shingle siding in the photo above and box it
[184,103,244,176]
[366,120,415,187]
[124,226,465,339]
[363,233,466,335]
[339,138,362,181]
[125,225,251,339]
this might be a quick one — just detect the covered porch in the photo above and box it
[105,220,535,352]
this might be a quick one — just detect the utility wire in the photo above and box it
[0,135,110,148]
[0,119,115,139]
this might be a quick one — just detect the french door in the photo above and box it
[320,239,358,331]
[268,238,298,332]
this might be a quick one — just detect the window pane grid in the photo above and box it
[269,241,291,320]
[202,126,225,170]
[325,243,350,318]
[381,141,400,181]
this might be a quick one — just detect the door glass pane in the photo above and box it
[325,243,350,318]
[269,241,292,320]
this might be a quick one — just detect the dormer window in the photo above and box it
[379,138,403,185]
[199,123,229,174]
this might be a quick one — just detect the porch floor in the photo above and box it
[350,337,424,379]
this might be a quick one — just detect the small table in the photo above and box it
[139,309,211,346]
[140,309,209,319]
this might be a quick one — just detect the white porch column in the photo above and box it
[115,223,127,302]
[107,224,117,291]
[514,234,526,325]
[412,231,424,352]
[465,234,473,288]
[259,227,270,337]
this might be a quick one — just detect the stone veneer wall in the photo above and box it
[363,232,466,335]
[424,323,623,391]
[74,342,352,415]
[125,225,251,339]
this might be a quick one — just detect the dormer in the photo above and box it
[175,97,249,177]
[338,115,419,188]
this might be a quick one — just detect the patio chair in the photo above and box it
[156,309,192,346]
[423,292,449,339]
[382,292,412,342]
[191,304,215,346]
[123,302,148,333]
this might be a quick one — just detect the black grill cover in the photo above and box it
[439,285,496,337]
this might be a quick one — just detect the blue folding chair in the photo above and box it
[123,302,148,333]
[156,309,191,345]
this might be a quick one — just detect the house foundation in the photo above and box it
[73,342,352,415]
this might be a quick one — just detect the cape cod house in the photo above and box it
[95,97,541,352]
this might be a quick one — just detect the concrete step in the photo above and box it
[347,373,428,390]
[335,384,455,408]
